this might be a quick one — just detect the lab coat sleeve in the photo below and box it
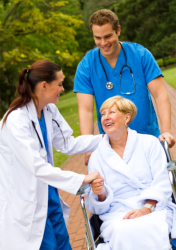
[51,104,102,154]
[138,136,172,208]
[1,110,85,195]
[85,154,114,215]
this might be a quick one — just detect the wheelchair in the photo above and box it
[76,140,176,250]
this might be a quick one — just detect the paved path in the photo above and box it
[60,81,176,250]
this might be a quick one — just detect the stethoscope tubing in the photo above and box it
[31,118,66,156]
[98,41,135,94]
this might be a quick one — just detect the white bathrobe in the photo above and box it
[86,128,176,250]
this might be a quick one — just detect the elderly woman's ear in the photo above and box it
[124,113,131,127]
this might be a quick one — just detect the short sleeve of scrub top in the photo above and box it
[136,43,163,84]
[74,54,94,95]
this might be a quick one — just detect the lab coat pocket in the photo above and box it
[8,190,37,227]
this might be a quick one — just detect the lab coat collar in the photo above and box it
[26,100,38,124]
[26,100,53,124]
[26,100,52,161]
[43,105,52,147]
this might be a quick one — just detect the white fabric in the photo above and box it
[0,100,102,250]
[86,128,176,250]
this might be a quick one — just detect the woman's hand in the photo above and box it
[83,171,104,184]
[123,207,151,220]
[91,178,104,195]
[91,178,106,202]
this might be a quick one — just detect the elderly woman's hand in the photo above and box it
[123,207,151,220]
[91,178,106,202]
[91,178,104,194]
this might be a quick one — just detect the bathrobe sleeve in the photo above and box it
[138,136,172,208]
[85,152,114,215]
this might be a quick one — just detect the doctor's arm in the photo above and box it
[147,76,175,147]
[52,98,101,156]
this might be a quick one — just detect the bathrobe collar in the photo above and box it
[98,128,145,189]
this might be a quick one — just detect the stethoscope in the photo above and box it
[98,42,135,94]
[32,119,66,158]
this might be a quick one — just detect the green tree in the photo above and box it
[113,0,176,55]
[0,0,84,117]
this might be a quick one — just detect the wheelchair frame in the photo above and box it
[76,140,176,250]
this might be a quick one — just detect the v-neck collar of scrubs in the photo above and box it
[99,42,125,75]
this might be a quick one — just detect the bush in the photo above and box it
[157,57,176,67]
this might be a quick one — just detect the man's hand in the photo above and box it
[123,207,151,220]
[158,131,175,148]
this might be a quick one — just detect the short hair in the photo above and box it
[89,9,119,31]
[100,96,137,125]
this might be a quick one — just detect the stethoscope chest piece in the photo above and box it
[40,148,47,157]
[106,82,113,90]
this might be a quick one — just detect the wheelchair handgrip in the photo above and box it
[162,139,172,162]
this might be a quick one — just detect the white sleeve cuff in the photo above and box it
[138,188,167,207]
[85,184,113,215]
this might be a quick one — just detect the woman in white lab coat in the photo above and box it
[0,60,102,250]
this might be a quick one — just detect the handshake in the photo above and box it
[83,172,105,198]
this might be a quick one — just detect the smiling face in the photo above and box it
[101,104,130,136]
[44,70,64,104]
[92,23,121,58]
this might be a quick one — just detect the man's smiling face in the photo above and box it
[92,23,121,58]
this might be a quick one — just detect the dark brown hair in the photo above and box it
[89,9,119,31]
[2,60,61,128]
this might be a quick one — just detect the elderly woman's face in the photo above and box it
[101,104,127,134]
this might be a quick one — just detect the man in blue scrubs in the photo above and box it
[73,9,175,165]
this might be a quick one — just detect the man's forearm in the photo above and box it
[155,94,171,132]
[77,93,95,135]
[79,110,94,135]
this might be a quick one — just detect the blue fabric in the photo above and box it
[171,239,176,249]
[74,42,163,138]
[38,110,49,156]
[40,186,71,250]
[38,111,71,250]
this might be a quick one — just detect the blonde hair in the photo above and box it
[100,96,137,125]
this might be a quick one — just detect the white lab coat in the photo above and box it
[86,128,176,250]
[0,100,102,250]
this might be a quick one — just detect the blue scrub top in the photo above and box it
[74,42,163,138]
[38,111,71,250]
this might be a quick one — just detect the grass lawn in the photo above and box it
[162,64,176,89]
[53,91,97,167]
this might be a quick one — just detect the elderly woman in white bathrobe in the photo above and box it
[85,96,176,250]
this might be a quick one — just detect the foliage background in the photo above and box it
[0,0,176,118]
